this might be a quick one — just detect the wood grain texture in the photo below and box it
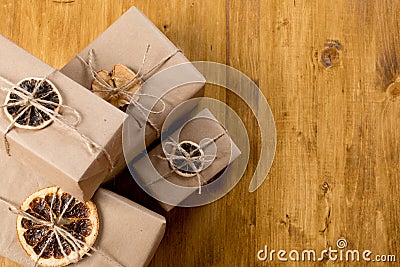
[0,0,399,266]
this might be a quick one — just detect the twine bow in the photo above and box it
[158,132,226,194]
[0,189,125,267]
[78,45,181,137]
[0,72,114,169]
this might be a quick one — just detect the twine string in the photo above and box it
[3,105,31,153]
[53,227,75,264]
[0,73,114,169]
[49,188,80,264]
[77,45,180,137]
[49,188,58,224]
[34,232,55,267]
[0,192,125,267]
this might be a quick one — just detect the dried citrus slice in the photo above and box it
[3,78,62,130]
[168,141,205,177]
[91,64,142,109]
[16,187,99,267]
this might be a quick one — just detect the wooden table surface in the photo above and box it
[1,0,399,266]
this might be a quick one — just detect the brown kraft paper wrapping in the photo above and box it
[60,6,206,180]
[133,109,241,211]
[0,151,166,267]
[0,35,126,201]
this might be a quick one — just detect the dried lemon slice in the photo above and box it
[168,141,205,177]
[16,187,99,267]
[91,64,142,109]
[3,78,62,130]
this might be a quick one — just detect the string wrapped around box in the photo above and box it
[77,45,181,138]
[0,72,114,170]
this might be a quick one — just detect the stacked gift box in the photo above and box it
[0,6,241,267]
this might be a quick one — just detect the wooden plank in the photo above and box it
[0,0,399,266]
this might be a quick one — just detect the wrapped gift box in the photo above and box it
[0,35,126,201]
[0,150,166,267]
[61,6,206,181]
[132,109,241,211]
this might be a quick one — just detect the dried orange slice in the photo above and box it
[16,187,99,267]
[91,64,142,109]
[3,78,62,130]
[168,141,205,177]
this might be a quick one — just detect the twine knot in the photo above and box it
[110,88,120,94]
[25,96,34,103]
[157,131,227,194]
[168,140,206,175]
[77,45,181,138]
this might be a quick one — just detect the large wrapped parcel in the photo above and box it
[0,35,126,201]
[61,7,206,180]
[0,151,166,267]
